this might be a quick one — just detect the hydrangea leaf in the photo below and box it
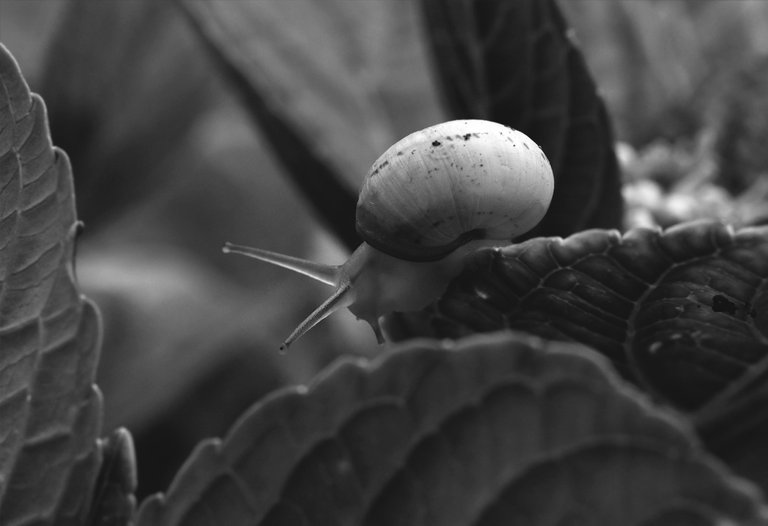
[136,331,768,526]
[0,43,104,524]
[179,0,413,251]
[386,221,768,414]
[420,0,623,236]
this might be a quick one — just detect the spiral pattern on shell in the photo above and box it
[356,119,555,261]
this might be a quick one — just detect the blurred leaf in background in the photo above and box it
[180,0,446,249]
[182,0,443,190]
[38,0,216,228]
[562,0,768,146]
[560,1,768,231]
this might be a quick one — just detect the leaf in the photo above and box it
[710,56,768,194]
[38,0,217,229]
[179,0,358,250]
[0,43,103,523]
[180,0,440,251]
[561,2,768,146]
[179,0,408,181]
[135,331,767,525]
[420,0,623,236]
[385,221,768,413]
[696,385,768,498]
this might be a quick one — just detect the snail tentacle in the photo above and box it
[279,281,354,352]
[223,242,340,286]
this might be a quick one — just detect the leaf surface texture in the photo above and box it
[136,332,767,526]
[387,221,768,412]
[0,43,103,525]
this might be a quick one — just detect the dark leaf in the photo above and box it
[696,386,768,497]
[135,331,767,525]
[420,0,623,236]
[179,0,394,251]
[0,43,103,524]
[385,221,768,412]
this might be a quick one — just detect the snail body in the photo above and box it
[224,120,554,350]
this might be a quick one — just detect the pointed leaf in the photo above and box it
[179,0,419,251]
[136,332,767,526]
[180,0,410,182]
[87,428,137,526]
[386,220,768,413]
[420,0,622,236]
[0,43,103,524]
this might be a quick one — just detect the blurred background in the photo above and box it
[2,0,768,498]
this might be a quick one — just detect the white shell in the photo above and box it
[356,119,554,261]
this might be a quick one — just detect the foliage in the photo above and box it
[0,42,101,524]
[386,221,768,411]
[1,0,768,524]
[135,332,767,525]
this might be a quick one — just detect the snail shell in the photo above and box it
[356,119,554,261]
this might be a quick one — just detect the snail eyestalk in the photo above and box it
[279,281,354,352]
[223,242,340,286]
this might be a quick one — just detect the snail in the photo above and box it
[224,119,554,350]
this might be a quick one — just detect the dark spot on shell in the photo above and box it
[712,294,737,315]
[432,140,441,147]
[463,133,471,140]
